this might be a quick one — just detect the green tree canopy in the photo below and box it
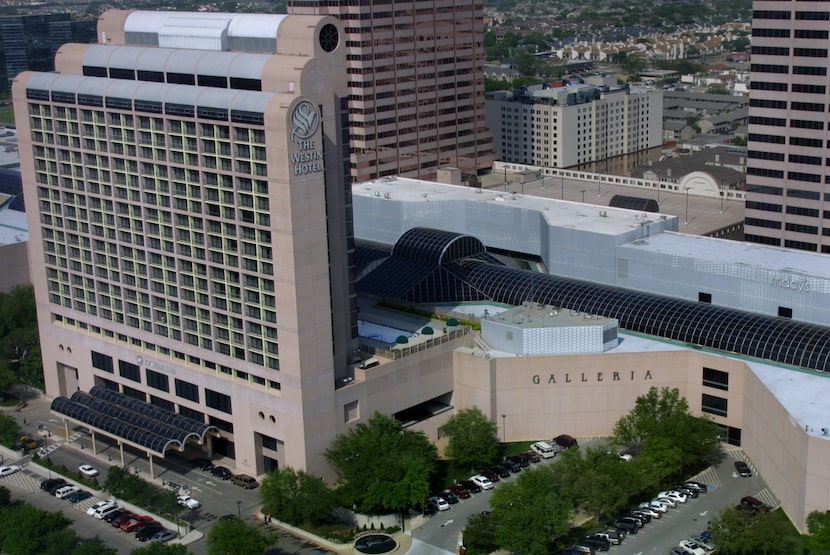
[711,507,802,555]
[259,466,334,526]
[324,412,437,514]
[489,466,572,555]
[612,386,719,475]
[806,510,830,555]
[441,407,500,471]
[0,502,75,555]
[0,415,20,449]
[462,512,497,555]
[130,543,189,555]
[0,286,42,390]
[72,540,118,555]
[206,517,270,555]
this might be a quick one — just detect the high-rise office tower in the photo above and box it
[287,0,495,183]
[745,1,830,252]
[14,10,359,476]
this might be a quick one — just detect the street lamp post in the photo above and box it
[597,180,601,197]
[237,500,241,519]
[581,189,586,204]
[561,174,564,200]
[684,187,691,226]
[720,180,725,214]
[501,414,506,442]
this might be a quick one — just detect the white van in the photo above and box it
[531,441,560,459]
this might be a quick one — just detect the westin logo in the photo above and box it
[290,100,319,143]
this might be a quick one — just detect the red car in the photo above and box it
[477,468,500,483]
[448,484,471,499]
[521,451,541,463]
[110,512,134,528]
[120,515,153,532]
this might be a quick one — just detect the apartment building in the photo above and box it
[745,1,830,252]
[485,83,663,168]
[286,0,494,182]
[13,10,360,477]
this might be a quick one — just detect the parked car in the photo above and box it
[448,484,471,499]
[490,464,511,478]
[120,515,153,532]
[634,506,661,519]
[55,485,80,499]
[87,500,117,517]
[469,474,494,490]
[734,460,752,477]
[640,500,668,513]
[569,545,596,554]
[581,535,611,551]
[40,478,66,492]
[231,474,259,489]
[501,459,522,473]
[104,510,130,524]
[623,513,648,527]
[477,469,500,483]
[655,496,678,508]
[0,465,21,477]
[150,529,178,543]
[592,529,624,545]
[66,490,92,503]
[610,519,638,534]
[678,539,708,555]
[19,436,39,450]
[78,464,99,477]
[210,466,232,480]
[507,454,530,468]
[96,504,123,520]
[553,434,579,449]
[459,479,481,493]
[530,441,560,459]
[682,481,709,494]
[134,521,165,541]
[438,491,459,504]
[689,535,715,551]
[427,495,450,511]
[177,495,201,509]
[672,484,699,498]
[190,457,214,471]
[658,490,688,503]
[737,495,769,513]
[521,450,541,463]
[110,512,136,528]
[630,510,653,523]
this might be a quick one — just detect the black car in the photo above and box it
[40,478,66,492]
[501,459,522,473]
[103,509,129,523]
[581,536,611,552]
[507,454,530,468]
[682,481,709,494]
[734,460,752,477]
[190,457,214,471]
[66,490,92,503]
[629,510,652,524]
[610,518,639,534]
[438,491,459,504]
[459,479,482,493]
[135,521,165,541]
[490,465,511,478]
[210,465,233,480]
[672,484,699,498]
[592,530,624,545]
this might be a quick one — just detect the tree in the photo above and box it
[612,387,719,473]
[324,412,437,514]
[72,540,117,555]
[206,517,270,555]
[130,543,189,555]
[0,414,20,448]
[462,512,497,555]
[441,407,500,471]
[489,466,571,555]
[710,507,802,555]
[260,466,334,525]
[806,510,830,555]
[0,503,75,555]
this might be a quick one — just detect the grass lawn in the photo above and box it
[0,106,14,126]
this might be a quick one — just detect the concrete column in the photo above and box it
[148,453,154,479]
[119,442,125,467]
[91,431,97,454]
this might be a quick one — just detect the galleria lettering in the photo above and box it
[532,370,654,384]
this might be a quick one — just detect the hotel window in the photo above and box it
[175,379,199,402]
[146,369,169,392]
[206,388,232,414]
[701,394,728,417]
[702,367,728,391]
[91,351,114,373]
[344,400,359,423]
[118,360,141,382]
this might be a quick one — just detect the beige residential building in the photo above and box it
[287,0,494,182]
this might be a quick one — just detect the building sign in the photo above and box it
[532,370,654,384]
[289,99,323,176]
[770,275,811,293]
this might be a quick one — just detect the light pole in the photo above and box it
[560,174,564,200]
[597,180,601,197]
[581,189,586,204]
[683,187,691,226]
[236,500,241,519]
[501,414,506,442]
[720,179,725,214]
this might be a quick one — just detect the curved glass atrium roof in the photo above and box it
[51,386,218,455]
[356,228,830,373]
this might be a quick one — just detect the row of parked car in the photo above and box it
[556,481,710,554]
[190,457,259,489]
[82,498,178,542]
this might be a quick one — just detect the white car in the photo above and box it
[469,474,494,490]
[635,506,662,519]
[0,465,20,477]
[678,539,708,555]
[87,500,117,517]
[640,500,669,513]
[655,496,678,508]
[428,495,450,511]
[658,490,688,503]
[78,465,99,477]
[55,485,80,499]
[176,495,201,510]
